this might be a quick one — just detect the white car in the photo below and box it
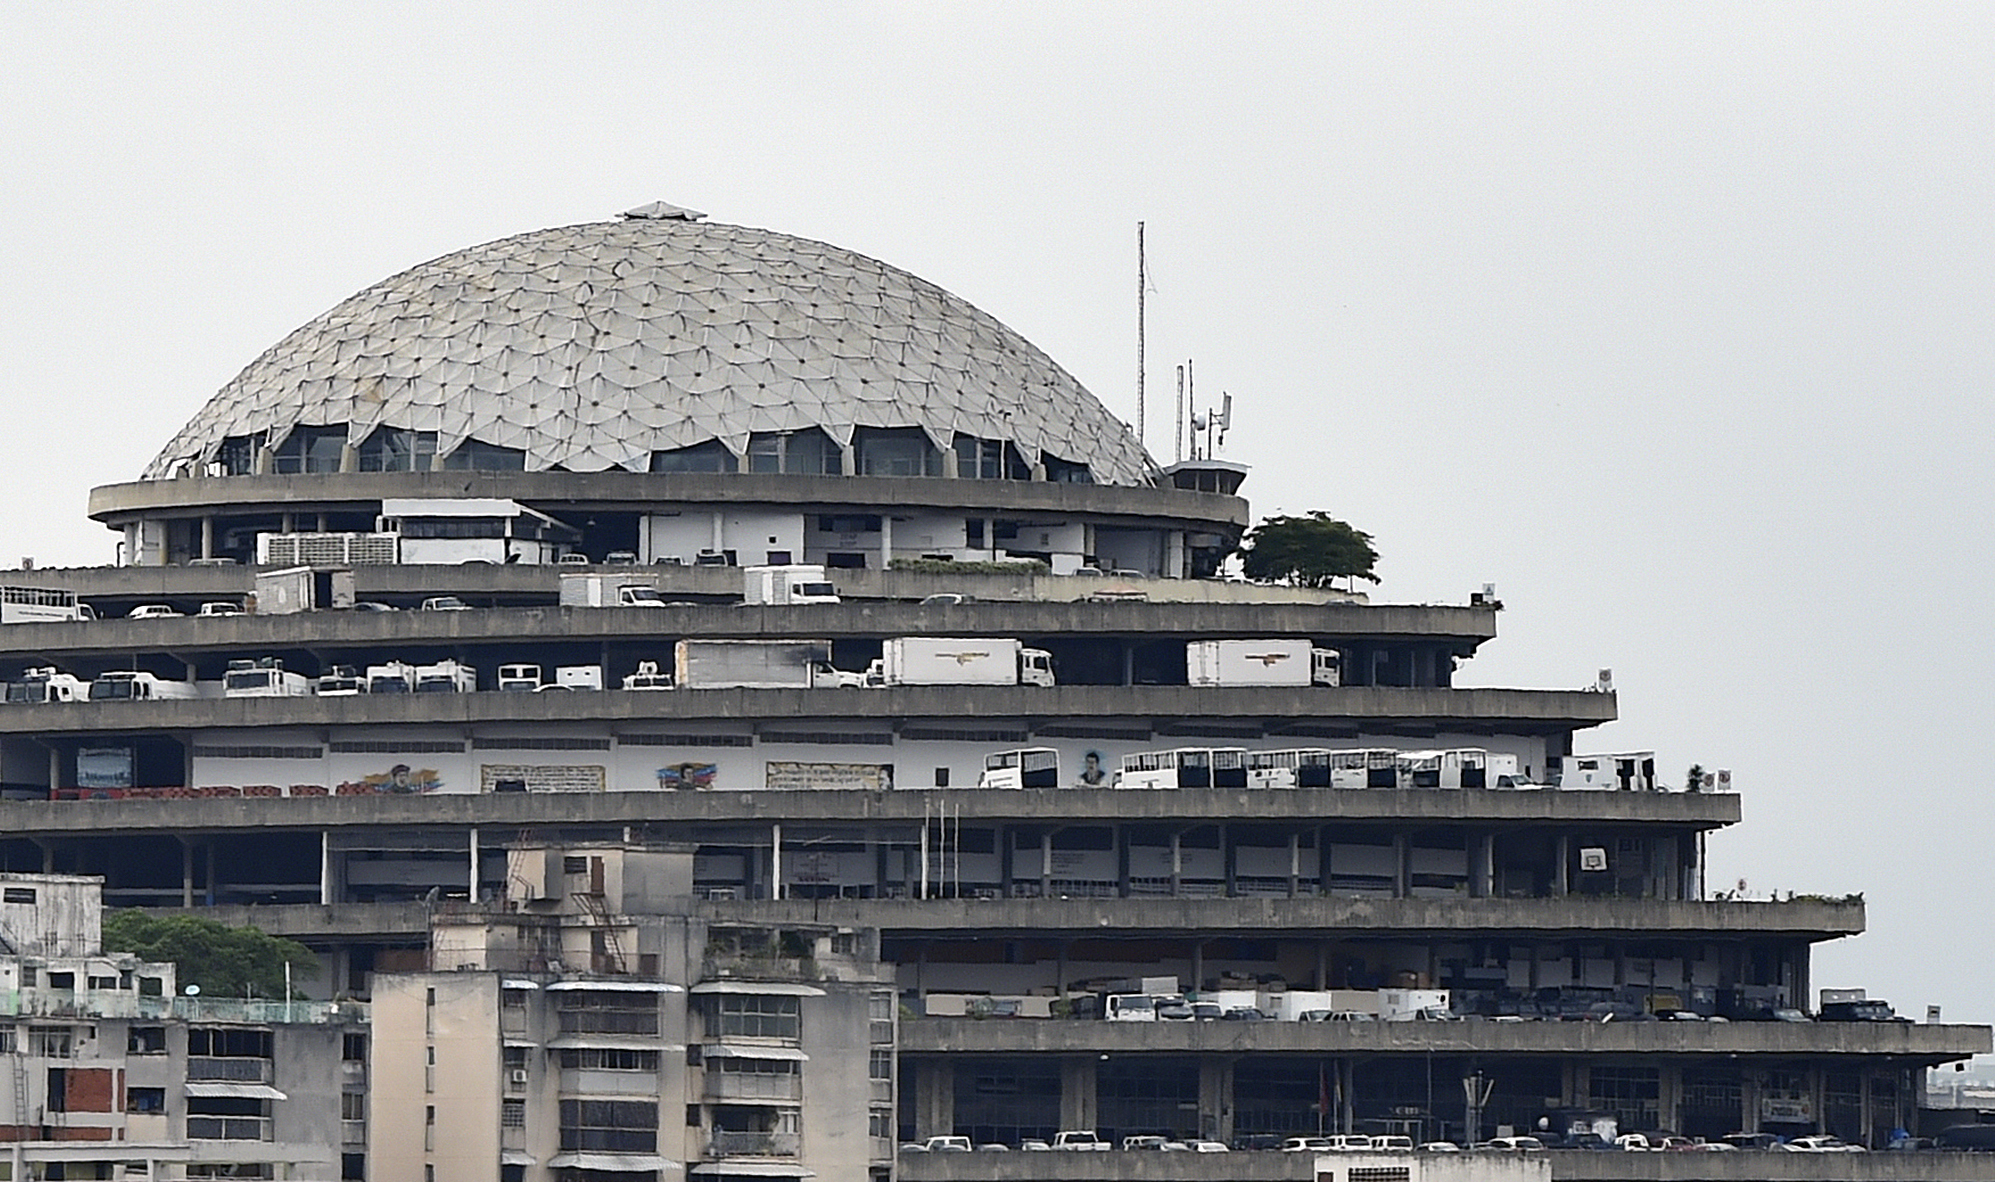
[419,596,471,612]
[1777,1135,1865,1153]
[127,604,182,620]
[196,601,244,617]
[1187,1140,1229,1152]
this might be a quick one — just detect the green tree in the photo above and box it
[1236,511,1380,589]
[100,911,317,998]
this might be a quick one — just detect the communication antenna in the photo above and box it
[1175,365,1186,463]
[1136,222,1146,448]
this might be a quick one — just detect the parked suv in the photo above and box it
[1050,1131,1109,1151]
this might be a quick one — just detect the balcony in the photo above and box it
[188,1056,273,1083]
[187,1115,270,1141]
[709,1130,800,1157]
[705,1073,803,1103]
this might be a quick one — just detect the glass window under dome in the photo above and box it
[357,428,438,472]
[272,426,347,475]
[649,440,735,474]
[1044,454,1094,484]
[953,435,1031,480]
[216,433,265,477]
[855,428,940,477]
[748,430,839,475]
[442,439,526,471]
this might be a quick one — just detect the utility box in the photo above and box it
[254,566,355,614]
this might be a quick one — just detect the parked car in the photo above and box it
[1122,1136,1169,1151]
[1018,1139,1051,1151]
[1418,1141,1463,1152]
[1282,1137,1334,1152]
[1373,1136,1415,1151]
[1777,1135,1865,1153]
[419,596,471,611]
[1301,1009,1375,1022]
[1721,1132,1781,1151]
[603,550,638,565]
[1189,1002,1225,1020]
[1050,1131,1108,1151]
[349,601,399,612]
[196,601,243,617]
[1187,1140,1229,1152]
[556,553,592,567]
[920,592,972,606]
[127,604,182,620]
[921,1136,971,1152]
[1221,1006,1268,1021]
[1477,1136,1548,1151]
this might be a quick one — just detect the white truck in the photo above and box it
[5,667,87,703]
[621,660,675,691]
[415,659,478,694]
[673,639,863,689]
[253,566,355,614]
[552,665,604,691]
[503,663,604,692]
[977,748,1060,790]
[316,665,368,696]
[1378,989,1452,1021]
[0,587,94,624]
[222,658,314,698]
[559,572,668,608]
[1187,638,1340,687]
[869,637,1055,688]
[88,671,200,701]
[366,661,418,694]
[497,663,544,692]
[742,564,840,606]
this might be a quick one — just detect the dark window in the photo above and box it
[272,425,348,474]
[342,1033,367,1062]
[217,433,266,476]
[712,994,800,1040]
[1044,455,1094,484]
[853,427,938,477]
[357,428,438,472]
[559,1098,658,1152]
[129,1027,167,1055]
[648,440,734,474]
[2,887,35,904]
[441,438,527,471]
[127,1085,166,1112]
[953,436,1030,480]
[749,429,839,475]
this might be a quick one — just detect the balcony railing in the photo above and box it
[140,997,369,1025]
[705,1073,802,1102]
[187,1116,271,1141]
[188,1056,273,1083]
[709,1130,800,1157]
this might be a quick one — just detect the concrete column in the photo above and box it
[1116,829,1130,899]
[1793,941,1809,1011]
[468,827,480,900]
[1740,1069,1760,1136]
[1191,942,1204,994]
[255,446,275,475]
[1039,833,1052,897]
[1220,823,1233,897]
[1392,834,1409,899]
[1198,1058,1231,1142]
[182,840,195,908]
[841,443,857,476]
[338,443,358,473]
[1338,1059,1355,1133]
[1169,832,1182,896]
[1471,833,1494,898]
[1060,1059,1097,1131]
[47,746,58,797]
[199,517,214,560]
[1858,1072,1872,1147]
[1055,941,1069,1000]
[280,513,294,534]
[1316,943,1330,990]
[205,842,216,906]
[1658,1063,1682,1137]
[1554,836,1570,896]
[771,823,783,901]
[1165,530,1186,579]
[320,833,334,906]
[1288,833,1301,899]
[879,515,893,570]
[914,1059,954,1140]
[710,511,724,556]
[1120,643,1134,687]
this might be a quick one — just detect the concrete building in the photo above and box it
[0,203,1982,1179]
[0,872,361,1181]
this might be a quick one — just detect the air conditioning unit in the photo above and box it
[508,1069,529,1085]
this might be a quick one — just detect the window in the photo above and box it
[870,1108,894,1138]
[272,425,347,474]
[559,1098,658,1152]
[357,427,438,472]
[748,429,839,475]
[341,1093,365,1120]
[3,887,36,904]
[342,1033,367,1062]
[217,433,266,476]
[501,1099,525,1128]
[816,514,881,534]
[712,994,800,1040]
[648,440,734,474]
[30,1027,73,1058]
[502,1046,528,1071]
[1044,454,1094,484]
[47,972,75,990]
[556,992,659,1036]
[952,435,1029,480]
[559,1048,659,1071]
[191,745,324,760]
[127,1086,166,1113]
[130,1027,167,1055]
[188,1028,272,1058]
[870,1050,893,1082]
[853,427,939,477]
[441,438,526,471]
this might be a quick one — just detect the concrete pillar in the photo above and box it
[1338,1059,1355,1133]
[879,515,893,570]
[468,827,480,900]
[710,511,724,556]
[1288,834,1301,899]
[280,513,294,534]
[1121,643,1134,687]
[1220,823,1233,897]
[1169,831,1182,896]
[320,833,334,906]
[1055,941,1069,1000]
[771,823,783,901]
[1060,1059,1097,1131]
[182,840,195,908]
[47,746,58,797]
[841,443,857,476]
[914,1059,954,1140]
[199,517,214,560]
[1198,1058,1231,1142]
[1858,1072,1872,1147]
[205,842,216,906]
[1191,942,1205,994]
[1471,833,1494,898]
[339,443,358,473]
[1658,1062,1682,1136]
[1040,833,1053,897]
[1316,943,1330,990]
[1554,836,1570,896]
[1392,834,1409,898]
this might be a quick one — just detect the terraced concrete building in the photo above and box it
[0,204,1982,1181]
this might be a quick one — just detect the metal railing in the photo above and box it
[188,1056,273,1083]
[187,1115,271,1141]
[709,1130,800,1157]
[705,1073,802,1102]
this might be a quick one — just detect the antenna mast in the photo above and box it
[1175,364,1185,463]
[1136,222,1146,449]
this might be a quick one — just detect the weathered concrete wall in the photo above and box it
[895,1152,1995,1182]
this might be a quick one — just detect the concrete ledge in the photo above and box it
[0,685,1615,737]
[0,601,1499,658]
[899,1017,1989,1062]
[895,1151,1995,1182]
[0,782,1728,835]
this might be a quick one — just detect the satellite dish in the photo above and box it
[184,985,201,997]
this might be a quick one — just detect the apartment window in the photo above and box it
[713,994,800,1040]
[559,1098,658,1152]
[129,1027,167,1055]
[815,514,881,534]
[1044,454,1094,484]
[342,1033,367,1062]
[952,435,1029,480]
[0,1028,14,1053]
[503,1047,529,1071]
[501,1099,526,1128]
[217,433,266,476]
[127,1086,166,1113]
[47,972,75,990]
[870,1108,894,1138]
[30,1027,73,1058]
[559,1048,659,1071]
[870,1050,893,1082]
[342,1093,365,1121]
[556,992,659,1036]
[854,427,938,477]
[424,1105,435,1151]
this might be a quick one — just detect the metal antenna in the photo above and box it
[1136,222,1146,449]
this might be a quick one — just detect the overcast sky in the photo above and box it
[2,4,1991,1026]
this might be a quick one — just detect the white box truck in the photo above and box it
[415,660,478,694]
[366,661,417,694]
[743,564,840,605]
[0,587,94,623]
[254,566,355,614]
[870,638,1055,687]
[559,572,668,607]
[88,671,199,702]
[222,658,314,698]
[673,639,862,689]
[554,665,604,691]
[6,667,87,703]
[1187,638,1340,687]
[497,663,543,692]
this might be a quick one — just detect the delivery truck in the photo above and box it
[558,573,668,607]
[222,658,314,698]
[742,564,840,606]
[5,667,87,703]
[673,639,863,689]
[1186,638,1340,687]
[867,637,1055,687]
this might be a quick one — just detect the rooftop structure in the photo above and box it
[0,206,1981,1181]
